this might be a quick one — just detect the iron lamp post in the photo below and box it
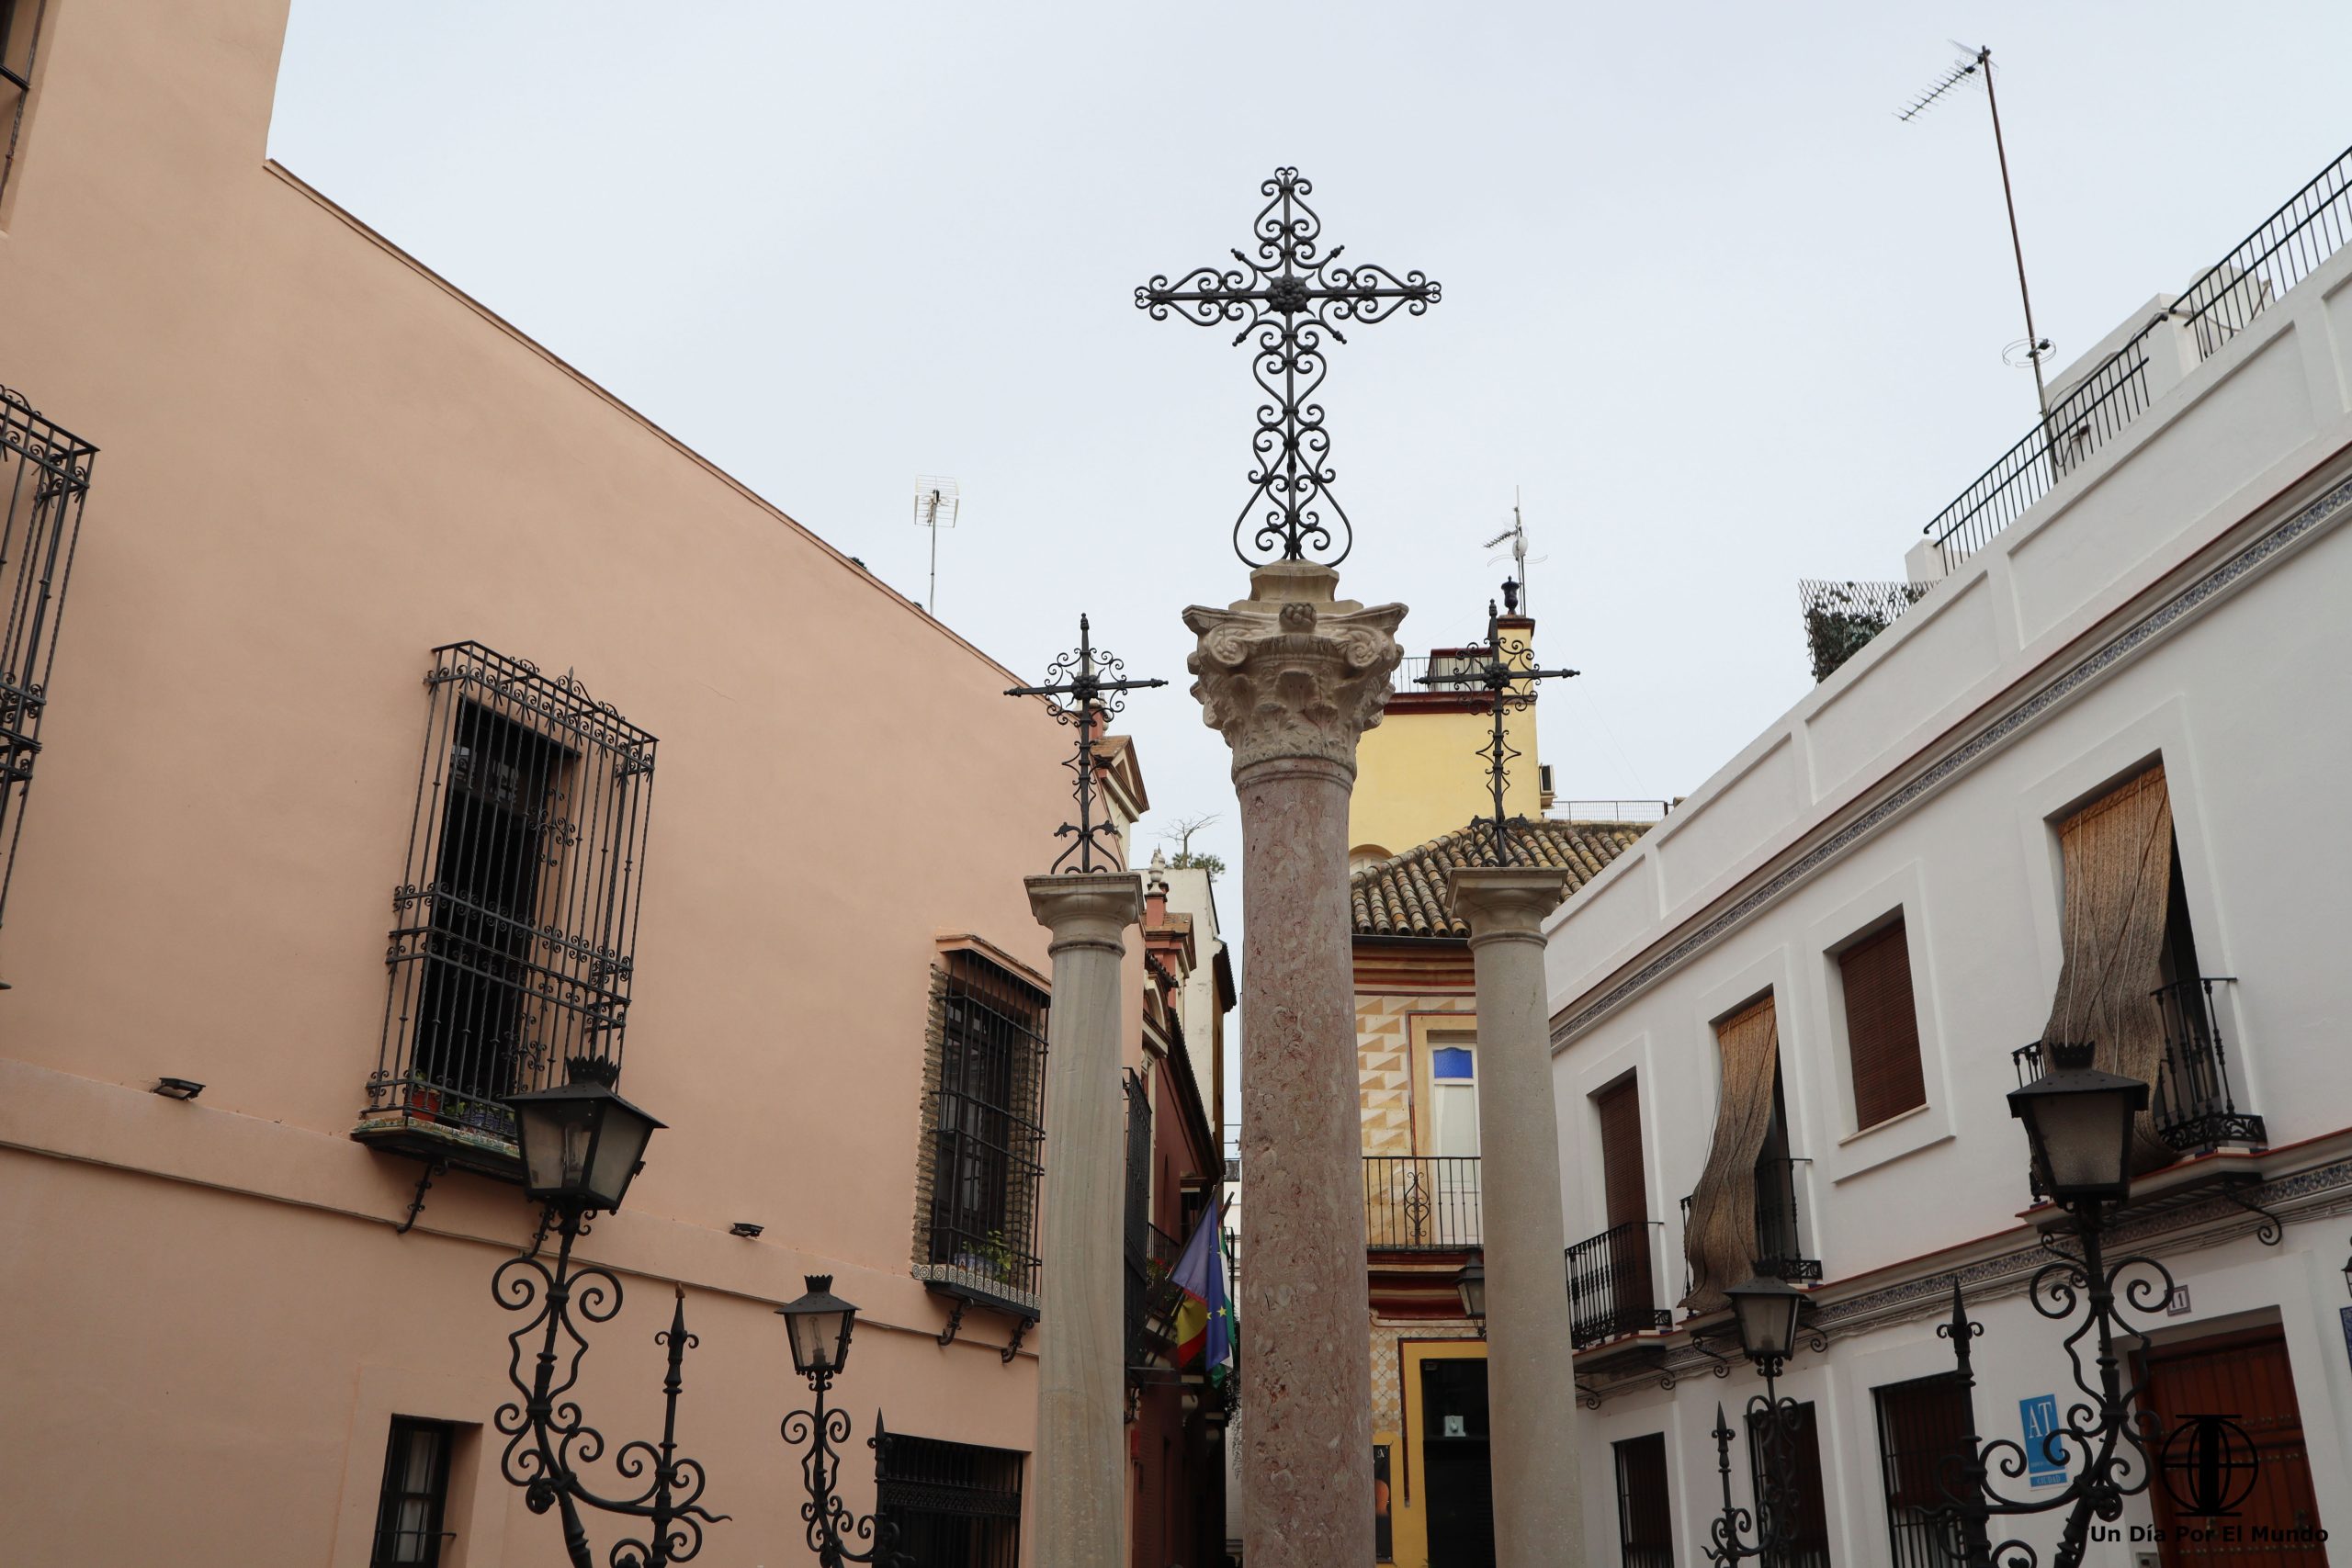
[1919,1040,2177,1568]
[490,1059,725,1568]
[777,1276,910,1568]
[1703,1274,1810,1567]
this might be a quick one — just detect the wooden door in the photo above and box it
[2137,1326,2327,1563]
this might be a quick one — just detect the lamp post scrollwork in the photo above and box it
[1920,1041,2175,1568]
[1702,1274,1808,1567]
[492,1059,728,1568]
[777,1275,913,1568]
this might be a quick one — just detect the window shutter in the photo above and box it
[1595,1077,1647,1232]
[1841,919,1926,1130]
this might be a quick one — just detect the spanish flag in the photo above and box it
[1168,1205,1233,1379]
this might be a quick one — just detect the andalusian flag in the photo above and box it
[1169,1205,1233,1381]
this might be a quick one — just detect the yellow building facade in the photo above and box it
[1348,615,1546,868]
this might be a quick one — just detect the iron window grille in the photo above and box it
[1873,1372,1975,1568]
[357,643,656,1173]
[875,1429,1024,1568]
[0,0,49,207]
[0,384,95,963]
[1747,1400,1833,1568]
[915,951,1047,1318]
[370,1417,456,1568]
[1613,1432,1674,1568]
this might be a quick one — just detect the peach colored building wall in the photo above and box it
[0,1,1094,1561]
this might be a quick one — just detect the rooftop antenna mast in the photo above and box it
[1482,490,1545,615]
[912,476,960,616]
[1901,44,2052,423]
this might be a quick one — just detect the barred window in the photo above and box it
[876,1431,1023,1568]
[0,386,94,964]
[1874,1373,1974,1568]
[1613,1432,1673,1568]
[357,644,656,1171]
[1,0,49,209]
[1747,1400,1833,1568]
[370,1417,455,1568]
[914,950,1047,1317]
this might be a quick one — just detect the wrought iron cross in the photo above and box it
[1005,615,1167,874]
[1136,167,1441,567]
[1418,579,1578,863]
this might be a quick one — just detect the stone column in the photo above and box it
[1448,864,1585,1567]
[1027,872,1145,1568]
[1185,562,1405,1568]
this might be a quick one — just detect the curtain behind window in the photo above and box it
[1680,995,1779,1314]
[2041,764,2176,1173]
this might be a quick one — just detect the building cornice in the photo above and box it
[1554,460,2352,1051]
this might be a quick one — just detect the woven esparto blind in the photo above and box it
[1679,995,1780,1315]
[2041,764,2176,1173]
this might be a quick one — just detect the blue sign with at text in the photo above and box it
[2021,1394,2067,1487]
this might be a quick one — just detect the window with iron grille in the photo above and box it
[1838,916,1926,1131]
[914,950,1047,1317]
[1874,1373,1973,1568]
[0,385,94,965]
[1747,1400,1833,1568]
[1613,1432,1673,1568]
[875,1430,1023,1568]
[356,644,656,1172]
[370,1417,455,1568]
[0,0,49,209]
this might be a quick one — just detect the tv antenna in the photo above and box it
[1899,43,2052,423]
[1482,490,1546,614]
[912,476,960,615]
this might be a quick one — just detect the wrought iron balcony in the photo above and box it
[1753,1156,1820,1282]
[1565,1220,1671,1348]
[1363,1156,1482,1250]
[2152,976,2266,1152]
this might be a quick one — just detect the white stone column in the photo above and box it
[1448,864,1586,1568]
[1027,872,1145,1568]
[1185,561,1405,1568]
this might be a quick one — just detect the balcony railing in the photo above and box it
[2152,976,2266,1152]
[1363,1156,1482,1249]
[1566,1220,1671,1348]
[1754,1156,1819,1282]
[1926,142,2352,570]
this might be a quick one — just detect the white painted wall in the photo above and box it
[1544,220,2352,1562]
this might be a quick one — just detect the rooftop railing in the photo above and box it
[1926,142,2352,570]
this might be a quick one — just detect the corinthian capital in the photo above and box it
[1183,562,1408,775]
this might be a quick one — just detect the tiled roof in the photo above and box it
[1351,818,1650,938]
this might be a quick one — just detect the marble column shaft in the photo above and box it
[1449,864,1586,1567]
[1027,872,1144,1568]
[1186,562,1405,1568]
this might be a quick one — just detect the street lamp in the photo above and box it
[490,1059,725,1568]
[777,1277,910,1568]
[2007,1040,2145,1205]
[1455,1258,1487,1333]
[509,1057,665,1214]
[1919,1038,2178,1568]
[1704,1274,1810,1567]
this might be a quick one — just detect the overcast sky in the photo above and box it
[270,2,2352,1130]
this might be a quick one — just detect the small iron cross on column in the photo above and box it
[1418,579,1578,863]
[1005,615,1167,874]
[1136,167,1441,567]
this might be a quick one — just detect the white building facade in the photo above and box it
[1546,149,2352,1566]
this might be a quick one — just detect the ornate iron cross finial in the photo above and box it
[1136,167,1441,567]
[1418,584,1577,864]
[1005,615,1168,874]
